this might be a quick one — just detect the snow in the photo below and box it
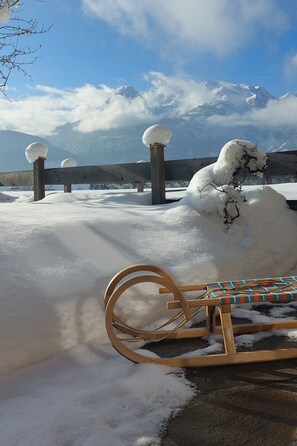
[0,163,296,443]
[25,142,48,163]
[142,124,172,147]
[61,158,78,167]
[182,140,267,224]
[0,348,193,446]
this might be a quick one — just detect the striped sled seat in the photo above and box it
[104,265,297,367]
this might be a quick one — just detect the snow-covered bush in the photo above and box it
[183,140,267,226]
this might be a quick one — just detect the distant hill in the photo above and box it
[1,81,297,172]
[0,130,83,172]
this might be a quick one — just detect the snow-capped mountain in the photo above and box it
[116,86,140,99]
[0,81,296,171]
[188,82,275,117]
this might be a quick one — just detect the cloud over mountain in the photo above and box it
[0,73,214,135]
[1,72,297,139]
[1,74,297,171]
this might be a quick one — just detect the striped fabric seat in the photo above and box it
[206,276,297,305]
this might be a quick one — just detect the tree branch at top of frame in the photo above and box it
[0,0,51,95]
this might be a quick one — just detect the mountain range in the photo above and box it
[1,82,297,172]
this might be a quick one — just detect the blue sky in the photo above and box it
[8,0,297,96]
[2,0,297,136]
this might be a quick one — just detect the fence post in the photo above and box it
[64,184,72,193]
[136,180,144,192]
[142,124,172,205]
[61,158,77,193]
[25,142,48,201]
[33,157,46,201]
[149,143,166,204]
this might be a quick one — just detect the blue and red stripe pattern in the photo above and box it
[206,276,297,305]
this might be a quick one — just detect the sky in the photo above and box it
[0,159,296,443]
[8,0,297,95]
[2,0,297,136]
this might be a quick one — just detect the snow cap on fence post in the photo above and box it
[142,124,172,205]
[61,158,77,168]
[61,158,77,193]
[142,124,172,148]
[25,142,48,163]
[25,142,48,201]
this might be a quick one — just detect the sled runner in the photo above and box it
[104,265,297,367]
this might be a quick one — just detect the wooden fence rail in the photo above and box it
[165,151,297,180]
[0,150,296,204]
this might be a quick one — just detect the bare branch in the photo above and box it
[0,0,51,94]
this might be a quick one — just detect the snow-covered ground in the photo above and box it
[0,141,297,445]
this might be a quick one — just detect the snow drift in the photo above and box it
[0,138,296,445]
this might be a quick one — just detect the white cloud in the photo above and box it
[1,73,297,137]
[82,0,150,37]
[142,72,212,115]
[82,0,289,57]
[284,52,297,80]
[0,73,212,135]
[208,95,297,127]
[0,83,152,135]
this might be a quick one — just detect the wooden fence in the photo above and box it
[0,149,296,204]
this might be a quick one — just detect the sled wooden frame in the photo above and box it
[104,264,297,367]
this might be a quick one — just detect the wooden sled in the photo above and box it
[104,264,297,367]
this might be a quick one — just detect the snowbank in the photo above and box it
[0,186,296,376]
[0,173,296,444]
[0,343,193,446]
[0,190,196,446]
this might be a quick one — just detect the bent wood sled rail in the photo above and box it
[104,264,297,367]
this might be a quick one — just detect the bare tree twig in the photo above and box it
[0,0,51,94]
